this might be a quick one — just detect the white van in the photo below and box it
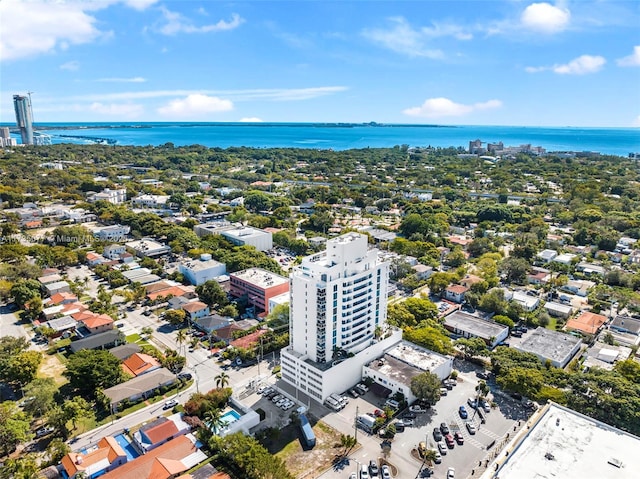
[324,397,342,411]
[384,399,400,410]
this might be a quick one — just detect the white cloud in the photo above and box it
[403,97,502,118]
[521,2,571,33]
[66,86,348,103]
[158,8,244,35]
[0,1,103,61]
[362,17,443,59]
[89,102,144,117]
[239,117,263,122]
[617,46,640,67]
[553,55,606,75]
[525,66,547,73]
[422,23,473,41]
[60,61,80,71]
[0,0,159,61]
[157,94,233,118]
[97,77,147,83]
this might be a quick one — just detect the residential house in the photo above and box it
[45,280,72,296]
[122,352,161,377]
[412,264,434,280]
[86,252,106,266]
[536,249,558,263]
[78,313,114,335]
[109,343,142,361]
[132,414,190,453]
[181,301,210,322]
[543,301,574,319]
[60,436,128,479]
[459,274,484,289]
[509,291,540,312]
[528,267,551,285]
[131,194,169,209]
[193,314,234,335]
[93,225,131,242]
[565,312,608,336]
[100,435,207,479]
[553,253,577,266]
[69,330,125,353]
[444,284,469,304]
[102,368,176,408]
[562,279,595,297]
[42,315,77,337]
[576,262,606,276]
[48,292,78,305]
[103,244,126,260]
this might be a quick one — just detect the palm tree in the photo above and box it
[422,448,438,465]
[204,408,223,433]
[176,329,187,356]
[189,337,200,351]
[214,372,229,389]
[339,434,357,456]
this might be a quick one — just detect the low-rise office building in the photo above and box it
[220,226,272,251]
[363,341,453,404]
[229,268,289,314]
[513,327,582,368]
[125,238,171,258]
[443,311,509,348]
[481,402,640,479]
[178,254,226,286]
[93,224,131,241]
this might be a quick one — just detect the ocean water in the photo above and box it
[9,123,640,156]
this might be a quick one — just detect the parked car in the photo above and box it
[458,406,468,419]
[402,417,414,427]
[360,465,370,479]
[432,450,442,464]
[381,464,391,479]
[163,399,178,410]
[510,392,523,401]
[447,467,455,479]
[409,404,428,413]
[476,370,490,380]
[440,387,448,396]
[349,388,360,398]
[439,423,450,435]
[466,422,477,434]
[438,441,448,455]
[444,433,455,448]
[36,426,55,438]
[433,428,443,441]
[454,432,464,445]
[177,372,192,381]
[369,460,379,477]
[467,397,478,409]
[480,399,491,412]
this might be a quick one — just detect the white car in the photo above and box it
[381,464,391,478]
[409,405,427,413]
[438,441,448,455]
[466,422,477,435]
[360,465,370,479]
[447,467,455,478]
[433,450,442,464]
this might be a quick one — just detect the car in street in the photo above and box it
[438,441,448,455]
[439,423,450,435]
[467,397,478,409]
[466,422,477,434]
[433,427,443,441]
[454,432,464,445]
[163,399,178,410]
[36,426,55,438]
[458,405,468,419]
[479,399,491,413]
[447,467,455,479]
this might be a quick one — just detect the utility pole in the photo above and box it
[354,405,359,444]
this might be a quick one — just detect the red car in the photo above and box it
[454,432,464,445]
[445,434,455,448]
[374,409,386,418]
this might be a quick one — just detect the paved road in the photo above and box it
[0,307,28,340]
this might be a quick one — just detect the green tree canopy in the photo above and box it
[0,401,32,455]
[64,349,127,398]
[410,371,442,405]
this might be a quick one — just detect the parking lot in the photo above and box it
[316,360,535,479]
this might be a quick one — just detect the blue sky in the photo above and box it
[0,0,639,126]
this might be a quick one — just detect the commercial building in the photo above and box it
[13,94,34,145]
[281,232,403,402]
[87,188,127,204]
[221,226,273,251]
[229,268,289,314]
[363,341,453,404]
[178,254,226,286]
[443,311,509,348]
[93,224,131,242]
[131,194,169,209]
[513,327,582,368]
[482,402,640,479]
[125,238,171,257]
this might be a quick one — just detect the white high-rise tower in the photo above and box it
[281,233,402,402]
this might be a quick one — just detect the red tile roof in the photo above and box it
[230,329,269,350]
[142,419,179,445]
[81,314,114,330]
[566,311,607,335]
[100,435,196,479]
[122,353,161,377]
[446,285,469,294]
[49,292,78,304]
[182,301,208,313]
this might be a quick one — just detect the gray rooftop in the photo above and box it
[515,327,581,364]
[109,343,142,361]
[366,353,423,388]
[610,315,640,335]
[69,330,124,353]
[103,368,176,404]
[487,403,640,479]
[443,311,509,340]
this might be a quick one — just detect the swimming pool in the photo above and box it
[114,433,140,461]
[220,409,241,425]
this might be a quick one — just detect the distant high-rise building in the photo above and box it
[13,94,34,145]
[0,127,10,139]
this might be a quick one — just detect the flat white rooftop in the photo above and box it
[488,403,640,479]
[385,341,449,372]
[231,268,288,288]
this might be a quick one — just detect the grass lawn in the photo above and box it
[546,317,558,330]
[126,333,141,343]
